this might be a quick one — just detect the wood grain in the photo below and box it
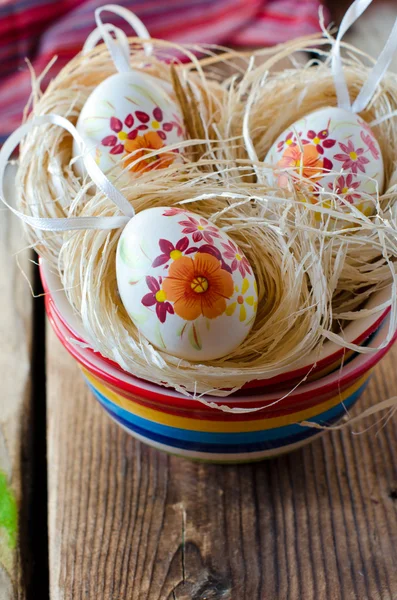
[0,165,33,600]
[46,322,397,600]
[45,5,396,599]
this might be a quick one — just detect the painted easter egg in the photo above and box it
[116,207,258,361]
[73,71,184,178]
[265,106,384,219]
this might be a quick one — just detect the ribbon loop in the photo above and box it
[0,114,134,232]
[83,23,131,71]
[332,0,373,111]
[352,16,397,113]
[94,4,152,73]
[332,0,397,114]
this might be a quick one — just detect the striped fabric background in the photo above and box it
[0,0,327,142]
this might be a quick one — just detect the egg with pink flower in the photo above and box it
[116,207,258,361]
[73,71,185,179]
[265,106,384,221]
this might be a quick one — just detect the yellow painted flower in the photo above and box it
[225,278,257,322]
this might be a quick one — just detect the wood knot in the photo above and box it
[190,572,231,600]
[169,541,232,600]
[388,488,397,500]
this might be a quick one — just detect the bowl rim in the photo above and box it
[46,290,396,405]
[47,296,369,410]
[40,258,392,391]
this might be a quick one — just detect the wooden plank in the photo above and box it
[0,165,33,600]
[46,321,397,599]
[46,5,397,598]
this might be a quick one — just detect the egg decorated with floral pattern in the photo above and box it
[265,107,384,221]
[73,71,184,179]
[116,207,258,361]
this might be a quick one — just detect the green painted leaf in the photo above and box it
[153,325,166,350]
[118,237,130,266]
[188,323,202,351]
[119,239,152,281]
[177,323,188,338]
[126,84,159,106]
[119,237,136,268]
[129,310,150,325]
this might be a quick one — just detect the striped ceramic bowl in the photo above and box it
[41,260,396,462]
[41,259,390,392]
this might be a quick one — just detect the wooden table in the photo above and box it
[2,181,397,600]
[2,4,397,597]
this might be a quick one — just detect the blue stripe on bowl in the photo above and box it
[100,399,355,453]
[86,378,369,453]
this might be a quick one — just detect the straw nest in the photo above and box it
[14,32,397,396]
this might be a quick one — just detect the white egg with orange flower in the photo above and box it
[116,207,258,361]
[265,107,384,220]
[73,71,184,179]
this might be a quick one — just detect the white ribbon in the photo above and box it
[0,6,162,233]
[352,17,397,112]
[332,0,374,111]
[84,23,131,70]
[332,0,397,113]
[83,4,152,73]
[0,114,134,232]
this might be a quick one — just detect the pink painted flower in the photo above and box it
[141,276,174,323]
[360,130,380,160]
[179,215,221,244]
[101,106,179,155]
[362,119,376,137]
[171,112,184,137]
[276,130,302,152]
[163,207,186,217]
[334,140,369,174]
[101,114,148,154]
[185,243,232,273]
[152,237,189,268]
[328,173,361,204]
[304,127,336,156]
[133,106,175,141]
[221,239,251,277]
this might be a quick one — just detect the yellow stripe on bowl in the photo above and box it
[82,368,370,433]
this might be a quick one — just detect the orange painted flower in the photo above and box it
[124,131,176,173]
[162,253,234,320]
[277,144,324,187]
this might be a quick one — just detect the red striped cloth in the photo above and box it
[0,0,328,142]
